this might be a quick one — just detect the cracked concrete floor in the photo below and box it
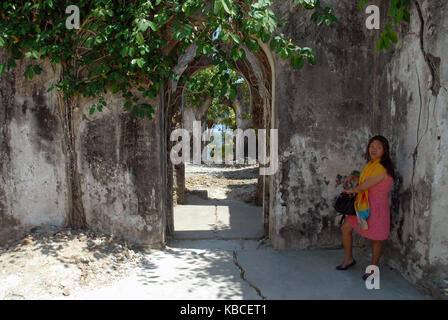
[62,166,431,300]
[66,178,431,299]
[65,239,431,300]
[68,240,262,300]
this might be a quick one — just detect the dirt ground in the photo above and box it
[184,163,259,202]
[0,164,259,300]
[0,226,152,299]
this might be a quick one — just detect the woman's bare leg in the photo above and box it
[340,219,355,266]
[371,240,382,266]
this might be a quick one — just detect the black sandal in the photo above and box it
[335,259,356,270]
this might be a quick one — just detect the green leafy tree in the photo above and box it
[206,102,236,130]
[184,65,250,117]
[0,1,410,116]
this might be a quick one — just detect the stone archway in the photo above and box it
[161,42,275,239]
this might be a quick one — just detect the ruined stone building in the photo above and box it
[0,1,447,296]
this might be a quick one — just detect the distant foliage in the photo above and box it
[206,103,236,130]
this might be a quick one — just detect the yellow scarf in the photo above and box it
[354,159,386,230]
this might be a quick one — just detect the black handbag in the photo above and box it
[334,193,356,225]
[334,193,356,215]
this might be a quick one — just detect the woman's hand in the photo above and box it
[345,173,387,194]
[343,175,358,188]
[343,176,351,188]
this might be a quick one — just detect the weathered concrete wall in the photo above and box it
[0,50,164,248]
[0,50,67,243]
[375,0,448,296]
[269,0,447,296]
[269,0,376,249]
[76,92,164,247]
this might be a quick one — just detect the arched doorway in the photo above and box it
[161,42,275,242]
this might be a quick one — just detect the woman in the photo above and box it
[336,135,395,280]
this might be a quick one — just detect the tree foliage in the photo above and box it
[184,66,250,132]
[206,103,236,130]
[0,0,409,119]
[185,66,249,108]
[205,103,236,160]
[358,0,410,51]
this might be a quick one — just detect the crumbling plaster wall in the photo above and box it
[0,50,67,243]
[269,0,376,249]
[76,92,164,247]
[269,0,447,295]
[0,48,164,247]
[375,0,448,295]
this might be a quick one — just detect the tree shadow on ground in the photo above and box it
[134,243,262,299]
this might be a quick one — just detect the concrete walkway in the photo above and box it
[173,195,263,240]
[67,239,430,300]
[66,197,431,300]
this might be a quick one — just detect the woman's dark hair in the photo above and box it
[365,135,395,179]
